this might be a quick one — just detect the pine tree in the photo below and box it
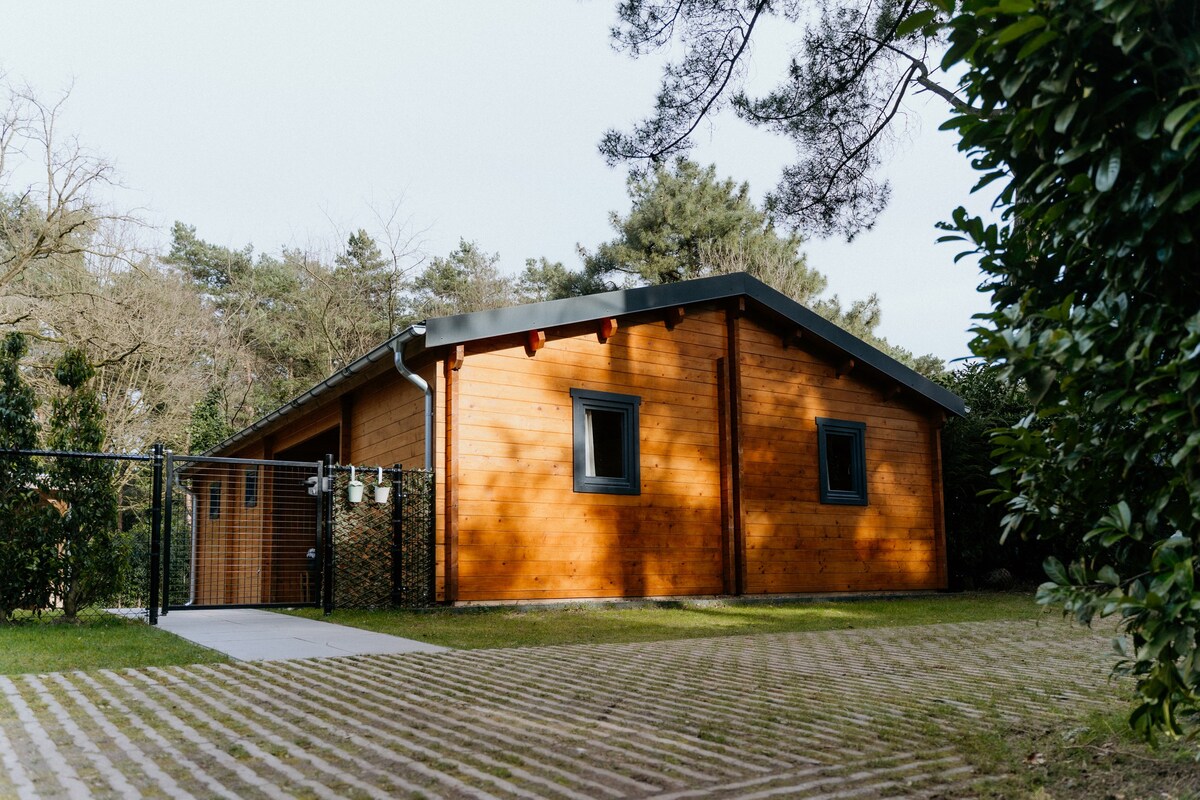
[0,333,56,620]
[46,348,123,620]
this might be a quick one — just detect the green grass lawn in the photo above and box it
[0,615,229,675]
[284,591,1048,650]
[0,593,1044,676]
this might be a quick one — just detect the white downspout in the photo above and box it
[391,324,433,472]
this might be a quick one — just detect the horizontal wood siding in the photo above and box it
[348,364,434,469]
[344,361,443,601]
[271,403,340,455]
[453,310,728,601]
[737,317,942,593]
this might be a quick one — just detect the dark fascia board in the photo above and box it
[425,272,965,416]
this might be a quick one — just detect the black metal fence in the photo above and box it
[0,446,437,625]
[0,446,162,623]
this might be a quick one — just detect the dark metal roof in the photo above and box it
[426,272,965,416]
[208,273,964,455]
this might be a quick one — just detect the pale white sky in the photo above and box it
[0,1,992,362]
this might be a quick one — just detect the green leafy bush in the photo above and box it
[940,0,1200,740]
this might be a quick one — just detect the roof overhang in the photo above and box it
[425,273,965,416]
[206,272,965,456]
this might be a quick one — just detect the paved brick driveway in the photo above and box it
[0,618,1118,799]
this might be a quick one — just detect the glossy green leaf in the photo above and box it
[1054,102,1079,134]
[993,15,1046,45]
[1094,150,1121,192]
[1044,556,1069,586]
[1170,113,1200,151]
[1016,29,1059,60]
[895,9,938,37]
[1163,99,1200,133]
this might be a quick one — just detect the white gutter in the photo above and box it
[391,324,433,472]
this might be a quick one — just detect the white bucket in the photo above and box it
[374,484,391,503]
[347,480,364,503]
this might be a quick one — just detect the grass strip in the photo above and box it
[0,616,229,675]
[281,591,1046,650]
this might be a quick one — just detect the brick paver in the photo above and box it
[0,618,1120,799]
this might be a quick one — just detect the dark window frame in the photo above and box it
[816,417,868,506]
[244,466,259,508]
[570,388,641,495]
[208,481,222,519]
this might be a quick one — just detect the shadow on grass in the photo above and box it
[282,591,1048,650]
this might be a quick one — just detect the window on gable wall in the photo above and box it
[571,388,641,495]
[816,418,867,505]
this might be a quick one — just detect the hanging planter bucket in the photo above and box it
[347,465,364,503]
[373,467,391,503]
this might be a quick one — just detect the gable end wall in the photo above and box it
[736,315,943,593]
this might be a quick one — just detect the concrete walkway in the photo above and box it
[155,607,447,660]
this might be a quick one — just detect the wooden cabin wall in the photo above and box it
[347,365,433,467]
[736,316,944,593]
[345,362,445,601]
[193,473,221,605]
[450,308,729,602]
[203,361,439,603]
[189,464,270,604]
[270,403,341,456]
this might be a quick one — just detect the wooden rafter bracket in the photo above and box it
[664,306,686,330]
[731,297,747,319]
[882,384,902,402]
[836,358,856,379]
[525,329,546,356]
[447,344,465,372]
[782,328,803,350]
[597,317,618,343]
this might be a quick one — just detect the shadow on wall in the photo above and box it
[460,308,727,602]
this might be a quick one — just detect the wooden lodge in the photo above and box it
[203,272,965,604]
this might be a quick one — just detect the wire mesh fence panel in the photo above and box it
[331,470,393,608]
[165,457,321,608]
[330,466,434,609]
[394,468,435,608]
[0,450,153,623]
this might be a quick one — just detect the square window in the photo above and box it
[244,467,259,508]
[571,388,640,495]
[816,418,867,505]
[208,481,222,519]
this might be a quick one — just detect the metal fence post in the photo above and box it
[148,443,163,626]
[390,463,404,606]
[322,453,335,616]
[161,451,173,616]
